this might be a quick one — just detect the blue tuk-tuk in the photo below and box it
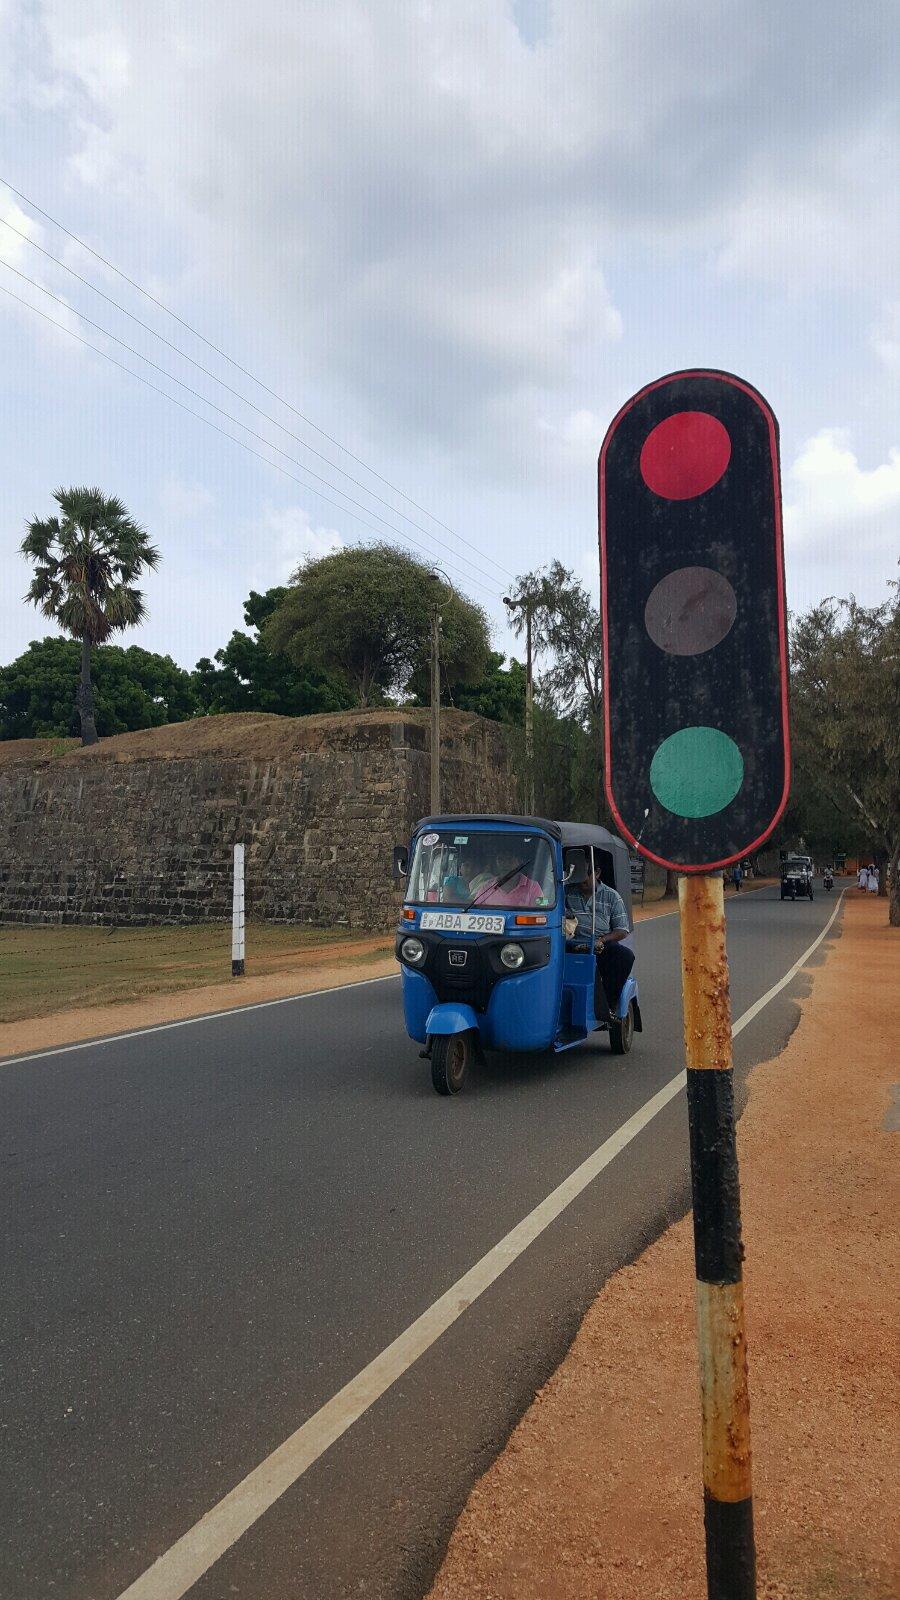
[393,814,642,1094]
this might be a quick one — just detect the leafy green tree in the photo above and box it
[790,587,900,923]
[265,543,491,707]
[776,753,869,867]
[192,588,354,716]
[0,638,197,739]
[21,487,160,745]
[505,561,606,822]
[505,560,602,726]
[420,650,526,723]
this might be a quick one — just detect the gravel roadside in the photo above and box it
[428,893,899,1600]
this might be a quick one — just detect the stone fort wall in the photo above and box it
[0,710,518,930]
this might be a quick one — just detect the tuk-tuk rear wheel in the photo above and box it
[608,1002,635,1055]
[431,1033,470,1095]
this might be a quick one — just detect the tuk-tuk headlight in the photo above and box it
[400,937,426,966]
[499,942,525,970]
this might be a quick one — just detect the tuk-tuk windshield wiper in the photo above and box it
[463,861,528,913]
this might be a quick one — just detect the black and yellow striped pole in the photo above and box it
[679,872,755,1597]
[599,370,788,1596]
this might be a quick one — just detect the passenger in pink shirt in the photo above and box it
[468,847,543,908]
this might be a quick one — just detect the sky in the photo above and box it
[1,0,897,675]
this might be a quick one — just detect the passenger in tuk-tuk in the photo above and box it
[467,842,544,908]
[564,851,635,1014]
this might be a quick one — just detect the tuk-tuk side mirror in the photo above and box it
[392,845,409,885]
[563,849,588,884]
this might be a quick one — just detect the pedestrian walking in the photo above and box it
[731,862,743,892]
[866,865,879,894]
[857,864,868,891]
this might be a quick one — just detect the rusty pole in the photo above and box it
[678,872,756,1599]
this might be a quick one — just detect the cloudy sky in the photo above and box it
[1,0,897,673]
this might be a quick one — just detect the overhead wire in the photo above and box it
[0,178,516,582]
[0,216,514,585]
[1,261,505,601]
[0,282,505,604]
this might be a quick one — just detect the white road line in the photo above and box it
[0,973,400,1068]
[114,892,844,1600]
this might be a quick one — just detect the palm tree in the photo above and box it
[21,487,160,745]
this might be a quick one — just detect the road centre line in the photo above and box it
[114,893,844,1600]
[1,883,776,1068]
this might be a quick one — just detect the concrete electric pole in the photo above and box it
[430,600,441,815]
[503,594,535,814]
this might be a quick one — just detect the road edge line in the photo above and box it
[112,892,844,1600]
[0,972,400,1068]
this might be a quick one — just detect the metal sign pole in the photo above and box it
[678,873,754,1598]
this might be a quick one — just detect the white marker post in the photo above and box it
[232,842,245,976]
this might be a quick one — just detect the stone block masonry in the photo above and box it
[0,710,518,931]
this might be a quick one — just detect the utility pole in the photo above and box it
[503,594,535,813]
[430,600,441,814]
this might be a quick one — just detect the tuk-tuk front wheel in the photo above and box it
[431,1033,471,1095]
[608,1002,635,1055]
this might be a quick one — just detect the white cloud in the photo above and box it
[783,429,900,608]
[0,185,86,348]
[871,302,900,375]
[260,504,343,583]
[538,407,609,465]
[158,477,214,521]
[18,0,892,451]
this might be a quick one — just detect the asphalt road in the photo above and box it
[0,884,843,1600]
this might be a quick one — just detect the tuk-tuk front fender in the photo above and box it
[426,1002,480,1037]
[618,973,641,1028]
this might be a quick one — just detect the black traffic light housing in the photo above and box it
[599,369,790,872]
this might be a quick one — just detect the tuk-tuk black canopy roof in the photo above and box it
[414,815,625,851]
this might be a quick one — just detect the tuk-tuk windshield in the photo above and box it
[407,829,556,909]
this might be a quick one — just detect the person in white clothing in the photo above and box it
[857,865,868,890]
[867,866,879,893]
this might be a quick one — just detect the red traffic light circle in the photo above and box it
[639,410,731,500]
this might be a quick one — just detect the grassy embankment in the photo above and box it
[0,923,391,1024]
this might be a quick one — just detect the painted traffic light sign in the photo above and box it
[599,369,790,872]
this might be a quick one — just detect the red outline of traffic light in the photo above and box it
[598,368,791,873]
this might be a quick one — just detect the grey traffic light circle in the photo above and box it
[644,565,737,656]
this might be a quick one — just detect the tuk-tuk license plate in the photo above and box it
[420,911,506,934]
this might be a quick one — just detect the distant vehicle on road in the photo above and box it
[393,815,641,1094]
[780,854,814,901]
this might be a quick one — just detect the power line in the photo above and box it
[0,178,516,582]
[0,215,515,585]
[0,282,505,605]
[1,261,505,600]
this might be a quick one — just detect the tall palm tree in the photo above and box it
[21,487,160,745]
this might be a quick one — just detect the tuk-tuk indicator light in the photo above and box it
[514,913,547,925]
[402,907,416,921]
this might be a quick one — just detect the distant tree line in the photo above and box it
[8,486,898,921]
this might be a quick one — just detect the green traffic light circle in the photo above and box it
[649,727,744,818]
